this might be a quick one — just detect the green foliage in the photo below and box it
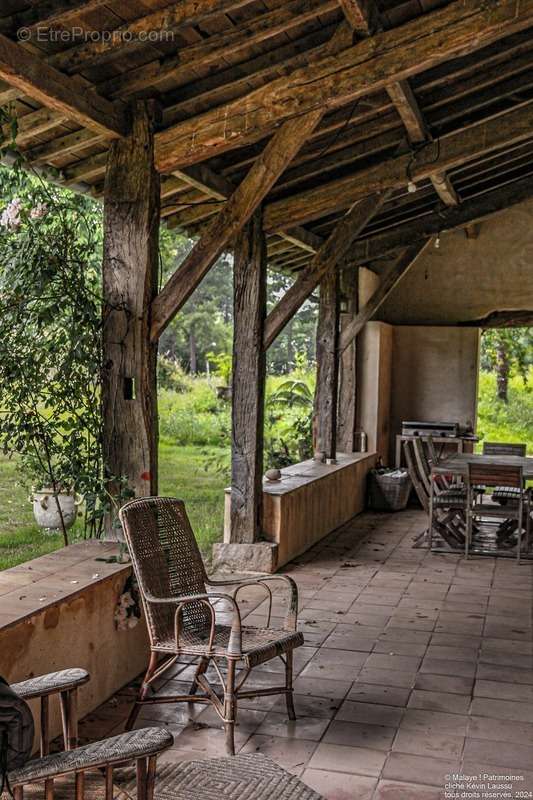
[480,328,533,403]
[157,354,190,393]
[159,382,230,447]
[0,164,107,539]
[476,371,533,453]
[264,371,315,468]
[207,351,232,386]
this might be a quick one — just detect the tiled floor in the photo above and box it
[81,510,533,799]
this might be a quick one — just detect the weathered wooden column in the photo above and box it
[337,267,359,452]
[214,209,276,572]
[314,268,340,461]
[102,100,160,509]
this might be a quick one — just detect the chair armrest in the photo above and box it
[8,728,173,787]
[144,592,243,656]
[11,669,90,701]
[208,574,299,632]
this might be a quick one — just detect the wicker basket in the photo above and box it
[368,469,412,511]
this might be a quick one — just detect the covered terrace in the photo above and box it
[1,0,533,797]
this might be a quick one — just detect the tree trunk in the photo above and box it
[314,269,340,460]
[189,328,197,373]
[230,209,267,543]
[496,340,510,403]
[102,101,160,516]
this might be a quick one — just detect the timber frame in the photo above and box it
[1,0,533,543]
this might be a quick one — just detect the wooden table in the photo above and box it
[431,452,533,479]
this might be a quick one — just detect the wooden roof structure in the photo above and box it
[2,1,533,294]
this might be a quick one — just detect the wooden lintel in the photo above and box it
[339,242,430,351]
[154,0,533,169]
[263,191,389,350]
[0,33,127,138]
[431,171,460,206]
[465,222,481,239]
[264,100,533,230]
[150,109,323,342]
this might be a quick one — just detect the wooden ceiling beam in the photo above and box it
[263,191,389,349]
[98,0,339,96]
[0,33,127,138]
[264,100,533,231]
[150,109,323,342]
[170,163,324,254]
[348,170,533,264]
[50,0,261,74]
[154,0,533,170]
[0,1,112,34]
[431,171,460,207]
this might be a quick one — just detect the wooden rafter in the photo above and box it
[0,33,127,138]
[98,0,339,97]
[339,242,430,351]
[340,2,460,209]
[150,109,323,342]
[337,0,379,36]
[0,1,112,34]
[348,171,533,264]
[154,0,533,170]
[263,192,389,350]
[49,0,261,74]
[173,163,323,256]
[264,100,533,231]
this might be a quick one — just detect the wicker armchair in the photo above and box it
[7,671,172,800]
[119,497,304,756]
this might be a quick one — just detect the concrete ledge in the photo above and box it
[0,541,149,747]
[212,541,278,574]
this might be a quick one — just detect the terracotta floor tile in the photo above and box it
[308,742,387,777]
[365,653,422,672]
[392,727,465,759]
[357,667,416,689]
[470,697,533,723]
[400,708,469,736]
[347,682,411,707]
[414,673,473,696]
[255,712,330,741]
[407,689,471,714]
[336,700,403,728]
[323,719,396,751]
[293,676,352,700]
[467,714,533,745]
[463,737,533,770]
[382,752,459,787]
[374,779,444,799]
[301,769,376,800]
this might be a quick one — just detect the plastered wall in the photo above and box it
[377,198,533,324]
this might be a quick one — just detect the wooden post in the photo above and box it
[230,209,267,543]
[337,267,358,452]
[102,100,160,508]
[314,269,340,461]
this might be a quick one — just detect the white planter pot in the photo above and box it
[31,489,81,533]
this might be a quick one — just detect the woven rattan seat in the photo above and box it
[9,728,173,786]
[12,669,90,700]
[124,754,323,800]
[154,625,303,667]
[119,496,303,755]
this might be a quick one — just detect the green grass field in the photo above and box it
[0,441,227,570]
[1,369,531,571]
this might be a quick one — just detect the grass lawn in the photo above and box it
[0,441,227,571]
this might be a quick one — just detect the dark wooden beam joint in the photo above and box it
[230,209,267,544]
[102,100,160,503]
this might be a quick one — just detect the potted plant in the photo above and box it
[0,164,110,544]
